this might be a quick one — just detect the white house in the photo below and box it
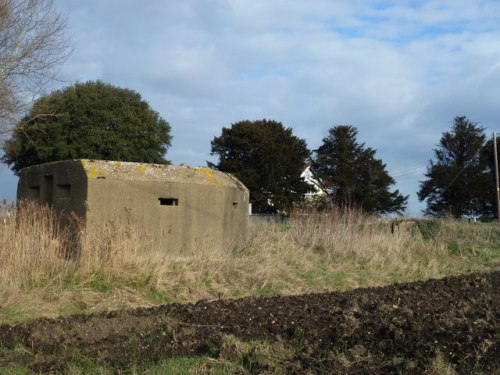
[301,166,327,198]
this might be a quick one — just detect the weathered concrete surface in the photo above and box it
[17,160,249,254]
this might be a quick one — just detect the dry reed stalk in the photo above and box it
[0,202,71,294]
[0,204,498,322]
[288,209,415,263]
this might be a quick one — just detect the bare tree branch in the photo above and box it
[0,0,70,137]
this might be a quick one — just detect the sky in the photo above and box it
[1,0,500,216]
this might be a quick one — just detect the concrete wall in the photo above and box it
[18,160,249,254]
[17,160,88,220]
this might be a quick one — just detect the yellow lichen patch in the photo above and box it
[114,161,122,168]
[195,167,221,186]
[87,165,106,179]
[81,160,105,179]
[134,165,146,173]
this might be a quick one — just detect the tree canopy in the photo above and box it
[2,81,172,174]
[418,116,497,218]
[311,125,408,215]
[210,119,310,214]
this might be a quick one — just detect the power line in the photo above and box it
[443,147,483,192]
[493,132,500,221]
[392,167,427,178]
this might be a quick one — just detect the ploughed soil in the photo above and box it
[0,272,498,374]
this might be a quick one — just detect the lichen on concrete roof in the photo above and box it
[79,159,247,189]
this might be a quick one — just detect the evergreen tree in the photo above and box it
[417,116,492,218]
[481,136,500,218]
[2,81,172,174]
[210,119,310,214]
[311,125,407,215]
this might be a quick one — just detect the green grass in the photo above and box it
[0,307,35,323]
[0,336,291,375]
[57,303,88,318]
[0,365,32,375]
[256,283,281,297]
[145,288,177,304]
[0,357,238,375]
[137,357,237,375]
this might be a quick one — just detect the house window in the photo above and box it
[159,198,179,206]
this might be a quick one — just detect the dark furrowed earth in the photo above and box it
[0,271,498,374]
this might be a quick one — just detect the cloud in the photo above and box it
[1,0,499,217]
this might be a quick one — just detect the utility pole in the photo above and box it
[494,132,500,221]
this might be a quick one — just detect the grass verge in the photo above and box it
[0,203,499,323]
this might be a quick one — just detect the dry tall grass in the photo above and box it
[0,202,498,322]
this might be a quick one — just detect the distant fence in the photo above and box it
[249,214,288,224]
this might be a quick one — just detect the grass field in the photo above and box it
[0,202,499,324]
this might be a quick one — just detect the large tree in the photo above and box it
[210,119,310,214]
[482,136,500,218]
[418,116,495,218]
[0,0,70,135]
[2,81,172,174]
[311,125,408,215]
